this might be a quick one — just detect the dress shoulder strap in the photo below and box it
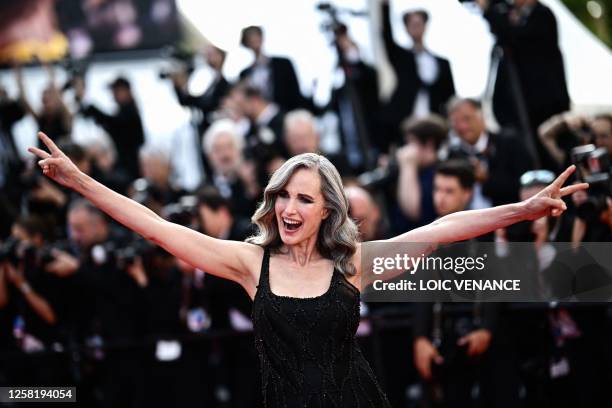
[257,247,271,291]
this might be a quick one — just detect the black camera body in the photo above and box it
[0,238,62,269]
[0,238,20,265]
[158,46,195,80]
[91,239,145,269]
[317,3,346,34]
[316,2,367,38]
[61,59,89,92]
[357,161,399,190]
[571,144,612,222]
[162,195,198,227]
[90,238,171,273]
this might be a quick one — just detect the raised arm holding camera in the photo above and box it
[79,76,145,181]
[380,0,455,145]
[169,45,231,136]
[15,64,72,146]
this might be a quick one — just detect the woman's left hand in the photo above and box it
[522,165,589,221]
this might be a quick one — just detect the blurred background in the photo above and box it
[1,0,611,407]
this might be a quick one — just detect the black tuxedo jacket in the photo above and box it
[381,3,455,129]
[174,76,231,124]
[240,56,304,111]
[326,59,383,166]
[447,131,534,206]
[485,1,570,127]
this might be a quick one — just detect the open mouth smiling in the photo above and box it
[282,217,303,231]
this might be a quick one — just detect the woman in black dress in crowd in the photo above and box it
[29,131,586,407]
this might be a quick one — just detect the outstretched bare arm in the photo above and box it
[29,132,261,296]
[351,165,588,289]
[391,165,586,245]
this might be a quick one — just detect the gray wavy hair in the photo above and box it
[246,153,359,276]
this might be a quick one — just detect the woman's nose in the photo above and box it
[284,198,297,214]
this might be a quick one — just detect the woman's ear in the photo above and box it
[321,207,330,220]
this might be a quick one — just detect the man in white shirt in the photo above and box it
[239,26,304,112]
[380,0,456,144]
[443,98,534,209]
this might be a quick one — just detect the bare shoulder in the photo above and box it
[235,242,265,298]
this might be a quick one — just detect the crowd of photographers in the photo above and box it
[1,0,612,406]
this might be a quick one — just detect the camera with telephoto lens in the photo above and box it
[162,195,198,228]
[23,244,60,270]
[357,161,399,190]
[0,238,20,266]
[131,178,164,207]
[317,3,346,34]
[316,2,367,37]
[0,238,63,269]
[91,239,146,269]
[571,144,612,222]
[90,239,171,272]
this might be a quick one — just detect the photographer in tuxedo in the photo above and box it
[80,77,145,181]
[61,200,147,408]
[477,0,570,170]
[170,44,231,136]
[443,97,534,208]
[413,160,501,408]
[0,215,73,387]
[380,0,455,145]
[324,23,381,170]
[239,25,305,112]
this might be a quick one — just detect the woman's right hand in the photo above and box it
[28,132,82,190]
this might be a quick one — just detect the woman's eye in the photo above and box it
[278,191,289,198]
[300,197,313,203]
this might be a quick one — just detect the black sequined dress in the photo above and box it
[252,249,392,408]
